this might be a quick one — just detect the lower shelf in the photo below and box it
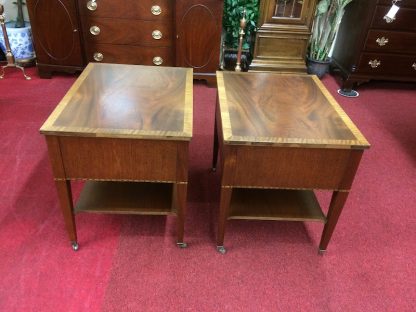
[75,181,174,215]
[228,188,326,222]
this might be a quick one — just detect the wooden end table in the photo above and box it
[212,71,370,254]
[40,63,193,250]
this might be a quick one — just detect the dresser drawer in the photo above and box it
[365,30,416,53]
[85,44,174,66]
[82,17,173,46]
[377,0,416,9]
[78,0,173,20]
[357,53,416,77]
[372,6,416,31]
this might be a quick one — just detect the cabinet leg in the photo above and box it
[337,79,359,97]
[55,180,77,247]
[174,183,187,246]
[319,191,349,251]
[216,187,232,249]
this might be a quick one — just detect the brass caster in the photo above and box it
[71,241,79,251]
[176,242,188,248]
[318,248,326,255]
[217,246,226,254]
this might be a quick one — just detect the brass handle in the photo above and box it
[87,0,97,11]
[152,30,162,40]
[90,26,100,35]
[368,59,381,68]
[93,52,103,62]
[412,63,416,70]
[153,56,163,65]
[151,5,162,15]
[376,37,389,46]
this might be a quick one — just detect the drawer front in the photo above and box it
[86,43,174,66]
[372,6,416,31]
[357,53,416,77]
[78,0,173,20]
[377,0,416,9]
[83,17,173,46]
[365,30,416,54]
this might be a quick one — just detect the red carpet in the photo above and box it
[0,67,415,311]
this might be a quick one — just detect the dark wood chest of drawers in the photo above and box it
[331,0,416,92]
[27,0,223,83]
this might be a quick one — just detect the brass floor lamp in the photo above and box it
[0,4,31,80]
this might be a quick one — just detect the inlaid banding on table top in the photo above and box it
[53,178,188,184]
[40,63,193,140]
[216,71,370,149]
[221,185,350,192]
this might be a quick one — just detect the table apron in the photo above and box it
[54,136,185,182]
[226,145,355,190]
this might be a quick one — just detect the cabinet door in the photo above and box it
[27,0,83,67]
[175,0,223,76]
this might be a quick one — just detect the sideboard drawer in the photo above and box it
[365,30,416,53]
[78,0,173,20]
[83,17,173,46]
[371,6,416,32]
[86,44,174,66]
[357,53,416,77]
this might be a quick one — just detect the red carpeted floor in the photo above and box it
[0,67,415,311]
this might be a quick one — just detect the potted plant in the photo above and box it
[221,0,259,71]
[0,0,35,65]
[307,0,354,78]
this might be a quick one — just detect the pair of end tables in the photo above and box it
[40,63,369,253]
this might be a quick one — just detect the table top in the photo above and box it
[217,71,370,149]
[40,63,193,140]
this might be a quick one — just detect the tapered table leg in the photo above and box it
[55,180,78,249]
[174,183,188,247]
[212,115,219,171]
[216,187,232,254]
[319,191,350,252]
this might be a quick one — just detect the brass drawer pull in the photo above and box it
[153,56,163,65]
[93,52,103,62]
[152,30,162,40]
[87,0,97,11]
[412,63,416,70]
[90,26,100,36]
[151,5,162,15]
[368,59,381,68]
[376,37,388,46]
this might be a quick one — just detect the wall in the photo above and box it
[0,0,30,23]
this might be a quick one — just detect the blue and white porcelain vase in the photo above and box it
[0,21,36,63]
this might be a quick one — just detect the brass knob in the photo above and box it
[93,52,103,62]
[152,30,162,40]
[90,26,100,35]
[376,37,388,46]
[412,63,416,70]
[153,56,163,66]
[368,59,381,68]
[87,0,97,11]
[151,5,162,15]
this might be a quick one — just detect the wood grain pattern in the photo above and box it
[228,189,326,222]
[75,181,174,215]
[217,71,370,148]
[40,63,193,140]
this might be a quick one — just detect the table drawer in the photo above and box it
[371,6,416,31]
[357,53,416,77]
[365,30,416,53]
[78,0,173,20]
[86,44,174,66]
[83,17,173,46]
